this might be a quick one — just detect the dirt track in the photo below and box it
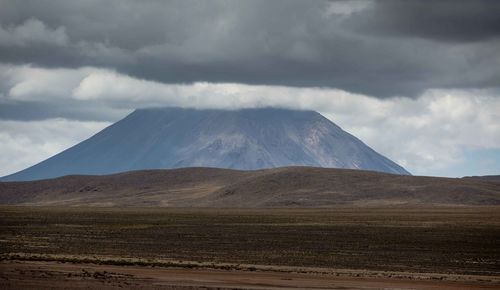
[2,261,499,290]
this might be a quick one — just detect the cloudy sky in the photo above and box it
[1,0,499,177]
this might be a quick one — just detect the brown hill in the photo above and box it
[0,167,499,207]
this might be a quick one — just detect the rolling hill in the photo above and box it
[1,167,498,207]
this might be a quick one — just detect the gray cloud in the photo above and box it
[0,118,109,176]
[0,64,499,177]
[1,0,499,177]
[0,18,68,46]
[348,0,500,43]
[0,100,127,122]
[0,0,499,97]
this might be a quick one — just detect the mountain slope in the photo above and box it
[2,107,409,181]
[0,167,498,207]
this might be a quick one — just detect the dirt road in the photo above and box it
[1,261,498,290]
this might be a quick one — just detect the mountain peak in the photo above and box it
[2,107,409,181]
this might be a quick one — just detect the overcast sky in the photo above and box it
[1,0,499,177]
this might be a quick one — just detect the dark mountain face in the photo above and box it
[3,107,409,181]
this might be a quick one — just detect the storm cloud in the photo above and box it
[0,0,499,97]
[348,0,500,42]
[1,64,499,177]
[1,0,500,177]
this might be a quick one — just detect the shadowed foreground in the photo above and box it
[1,206,499,289]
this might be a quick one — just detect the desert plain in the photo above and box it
[1,206,499,289]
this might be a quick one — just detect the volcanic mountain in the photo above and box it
[2,107,409,181]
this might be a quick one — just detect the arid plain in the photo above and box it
[1,205,499,289]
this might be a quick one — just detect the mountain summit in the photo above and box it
[3,107,409,181]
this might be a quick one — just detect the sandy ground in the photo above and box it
[1,261,499,290]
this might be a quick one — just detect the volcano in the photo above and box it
[2,107,409,181]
